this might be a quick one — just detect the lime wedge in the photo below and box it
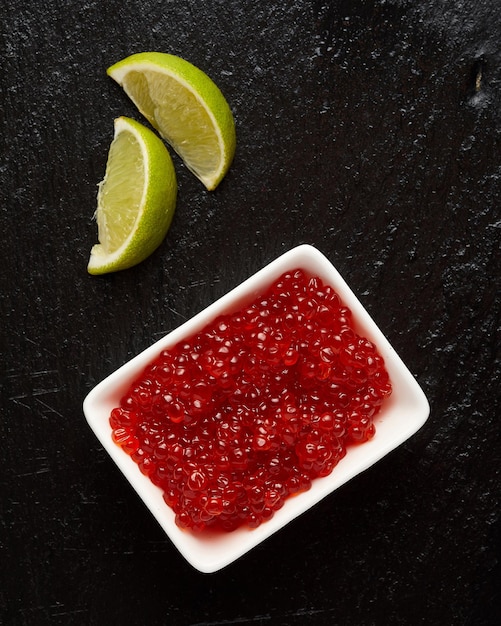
[88,116,177,275]
[107,52,236,190]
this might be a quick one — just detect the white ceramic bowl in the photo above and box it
[83,244,429,573]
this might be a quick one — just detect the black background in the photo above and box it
[2,1,500,624]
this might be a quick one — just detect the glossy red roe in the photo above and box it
[109,269,392,532]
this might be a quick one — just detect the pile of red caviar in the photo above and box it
[110,269,392,532]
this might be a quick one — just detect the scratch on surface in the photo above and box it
[166,306,187,320]
[191,607,339,626]
[35,398,65,418]
[18,605,88,621]
[9,387,62,401]
[16,466,50,478]
[181,278,221,290]
[30,369,59,378]
[21,335,58,357]
[14,454,50,478]
[50,606,89,619]
[7,369,59,380]
[63,547,91,553]
[9,397,31,410]
[190,616,272,626]
[7,367,63,410]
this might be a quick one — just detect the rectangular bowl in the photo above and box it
[83,244,429,573]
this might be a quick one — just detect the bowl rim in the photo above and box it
[83,244,430,573]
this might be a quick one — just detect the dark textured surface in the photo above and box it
[1,1,500,624]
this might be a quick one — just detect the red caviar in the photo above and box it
[110,269,392,532]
